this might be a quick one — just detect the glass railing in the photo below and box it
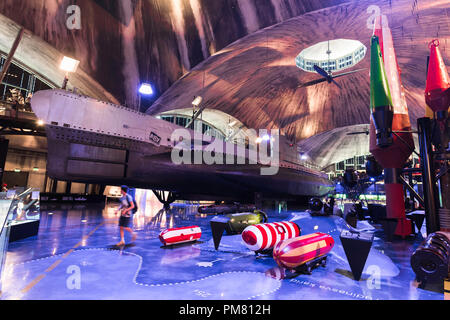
[0,188,40,292]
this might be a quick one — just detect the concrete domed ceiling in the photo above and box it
[147,0,450,143]
[0,0,348,107]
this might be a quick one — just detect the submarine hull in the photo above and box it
[45,125,332,201]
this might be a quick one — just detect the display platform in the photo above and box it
[0,203,444,300]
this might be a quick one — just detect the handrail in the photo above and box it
[0,199,13,234]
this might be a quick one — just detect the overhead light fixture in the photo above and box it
[59,56,80,73]
[139,83,154,96]
[255,137,263,144]
[59,56,80,90]
[192,96,203,107]
[14,168,21,172]
[262,134,271,141]
[37,120,44,126]
[300,153,308,160]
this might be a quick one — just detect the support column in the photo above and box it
[43,173,48,192]
[418,117,440,235]
[99,184,106,196]
[437,112,450,231]
[65,181,72,194]
[384,168,411,238]
[0,138,9,187]
[51,179,58,194]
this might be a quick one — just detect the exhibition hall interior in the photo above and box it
[0,0,449,301]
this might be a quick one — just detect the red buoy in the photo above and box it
[273,232,334,270]
[159,226,202,246]
[242,221,301,253]
[425,39,450,114]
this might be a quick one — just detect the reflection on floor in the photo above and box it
[0,200,445,300]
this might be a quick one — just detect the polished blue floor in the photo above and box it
[0,200,445,300]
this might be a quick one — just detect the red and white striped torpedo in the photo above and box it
[241,221,301,253]
[159,226,202,246]
[273,232,334,270]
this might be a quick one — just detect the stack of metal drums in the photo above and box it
[411,232,450,282]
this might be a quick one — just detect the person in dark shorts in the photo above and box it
[114,185,137,246]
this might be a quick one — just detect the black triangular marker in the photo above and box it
[340,230,374,281]
[411,213,425,233]
[345,210,358,228]
[210,216,230,250]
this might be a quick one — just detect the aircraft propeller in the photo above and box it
[298,66,367,89]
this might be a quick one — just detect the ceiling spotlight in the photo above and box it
[139,83,154,96]
[37,120,44,126]
[228,120,237,127]
[262,134,271,141]
[192,96,203,107]
[59,56,80,73]
[255,137,263,144]
[59,56,80,90]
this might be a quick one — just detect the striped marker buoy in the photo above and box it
[159,226,202,246]
[242,221,301,253]
[273,232,334,270]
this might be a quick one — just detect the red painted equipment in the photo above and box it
[370,15,413,238]
[423,39,450,233]
[273,232,334,271]
[425,39,450,114]
[159,226,202,246]
[241,221,301,253]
